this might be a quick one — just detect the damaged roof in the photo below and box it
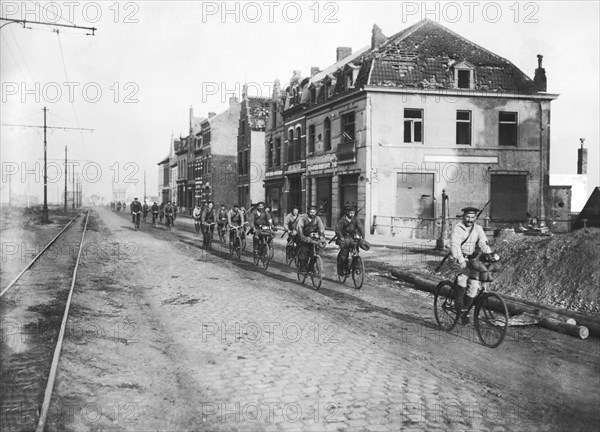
[333,19,540,94]
[244,96,271,131]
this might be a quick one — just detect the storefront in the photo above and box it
[265,180,284,225]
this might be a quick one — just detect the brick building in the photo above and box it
[237,89,271,210]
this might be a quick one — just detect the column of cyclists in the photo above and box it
[191,201,370,290]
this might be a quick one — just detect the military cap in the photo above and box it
[461,207,479,214]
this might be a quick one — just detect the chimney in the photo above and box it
[310,67,320,77]
[577,138,588,174]
[229,96,239,107]
[534,54,547,92]
[208,112,216,119]
[336,47,352,62]
[189,105,193,132]
[371,24,387,50]
[273,78,281,97]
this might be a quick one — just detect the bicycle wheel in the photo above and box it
[311,255,323,289]
[433,280,459,331]
[262,243,271,270]
[235,237,241,259]
[268,240,275,260]
[253,243,260,265]
[337,259,348,283]
[352,256,364,289]
[285,244,295,265]
[297,264,307,284]
[475,292,509,348]
[241,235,247,252]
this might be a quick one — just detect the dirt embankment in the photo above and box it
[436,228,600,315]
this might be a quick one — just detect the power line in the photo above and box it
[27,0,76,26]
[54,29,81,128]
[8,26,35,82]
[0,17,96,35]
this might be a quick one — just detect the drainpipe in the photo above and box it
[539,101,546,225]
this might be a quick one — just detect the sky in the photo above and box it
[1,0,599,205]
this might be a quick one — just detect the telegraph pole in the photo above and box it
[64,146,68,212]
[43,107,48,222]
[1,108,93,222]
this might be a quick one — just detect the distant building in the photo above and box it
[237,88,271,211]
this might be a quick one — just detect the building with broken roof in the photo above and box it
[237,88,271,210]
[266,19,559,236]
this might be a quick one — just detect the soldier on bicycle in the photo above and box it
[283,206,301,245]
[227,203,245,243]
[249,202,273,254]
[201,201,217,247]
[151,202,159,224]
[296,205,325,273]
[335,206,370,277]
[449,206,495,324]
[193,202,203,232]
[130,198,142,224]
[164,202,175,227]
[217,204,228,239]
[142,201,149,222]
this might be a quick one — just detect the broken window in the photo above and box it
[456,110,471,145]
[499,111,518,146]
[341,112,355,144]
[457,70,471,89]
[403,109,423,143]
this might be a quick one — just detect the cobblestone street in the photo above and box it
[28,209,596,431]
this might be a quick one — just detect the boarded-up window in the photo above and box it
[396,173,434,218]
[499,112,518,146]
[491,174,527,221]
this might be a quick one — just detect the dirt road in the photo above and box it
[4,208,598,431]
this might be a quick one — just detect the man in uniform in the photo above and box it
[449,206,492,324]
[227,203,245,244]
[130,197,142,224]
[296,206,325,273]
[201,201,217,248]
[335,206,370,276]
[249,202,273,254]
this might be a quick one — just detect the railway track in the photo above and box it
[0,210,91,432]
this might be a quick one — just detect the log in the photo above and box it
[390,268,599,339]
[539,318,589,339]
[390,269,524,316]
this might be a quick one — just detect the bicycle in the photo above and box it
[165,214,173,231]
[433,278,509,348]
[132,211,141,231]
[337,234,365,289]
[284,232,299,266]
[203,222,216,250]
[217,222,227,244]
[297,233,325,289]
[229,226,244,259]
[253,225,275,269]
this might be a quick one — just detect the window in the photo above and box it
[403,109,423,143]
[287,129,294,163]
[267,138,273,168]
[274,138,281,167]
[323,82,330,101]
[310,87,316,105]
[243,149,249,175]
[457,70,471,89]
[272,103,277,128]
[341,112,355,143]
[308,124,315,154]
[295,126,302,161]
[324,117,331,151]
[456,110,471,145]
[499,112,518,146]
[345,73,353,91]
[238,152,243,174]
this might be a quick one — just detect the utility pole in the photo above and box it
[1,108,93,222]
[64,146,68,212]
[72,168,76,209]
[43,107,48,222]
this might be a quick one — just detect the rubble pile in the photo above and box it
[489,228,600,314]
